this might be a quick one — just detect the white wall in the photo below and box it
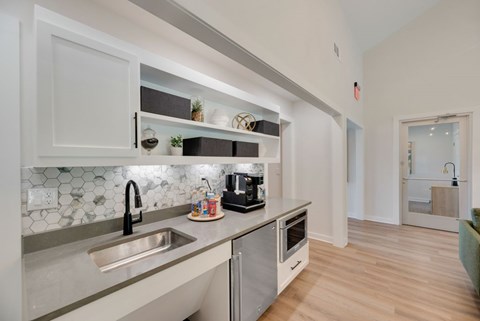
[346,119,364,221]
[347,127,357,217]
[364,0,480,223]
[173,0,364,125]
[0,13,22,321]
[0,0,295,167]
[0,0,360,244]
[292,102,333,243]
[175,0,361,244]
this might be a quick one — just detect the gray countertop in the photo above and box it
[24,198,311,320]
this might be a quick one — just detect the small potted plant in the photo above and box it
[191,97,204,122]
[170,135,183,156]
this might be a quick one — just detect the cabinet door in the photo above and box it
[37,21,139,157]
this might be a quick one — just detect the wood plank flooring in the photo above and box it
[260,219,480,321]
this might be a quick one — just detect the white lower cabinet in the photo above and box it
[278,242,309,294]
[53,242,231,321]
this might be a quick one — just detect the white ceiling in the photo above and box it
[339,0,441,52]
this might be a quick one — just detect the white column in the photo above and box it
[0,13,23,321]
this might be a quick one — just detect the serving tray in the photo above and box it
[187,211,225,222]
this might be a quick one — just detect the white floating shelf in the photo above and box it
[139,62,280,115]
[138,155,278,166]
[140,112,280,140]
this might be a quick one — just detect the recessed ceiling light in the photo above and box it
[431,127,435,131]
[429,133,433,136]
[445,132,449,135]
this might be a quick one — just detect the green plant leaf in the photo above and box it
[170,134,183,147]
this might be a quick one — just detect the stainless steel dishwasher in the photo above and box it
[231,221,277,321]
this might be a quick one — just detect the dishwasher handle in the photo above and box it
[231,252,243,321]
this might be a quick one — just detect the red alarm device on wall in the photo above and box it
[354,82,360,101]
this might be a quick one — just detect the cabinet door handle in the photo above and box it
[291,260,302,270]
[133,112,138,148]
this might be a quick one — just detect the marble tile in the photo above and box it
[20,164,264,234]
[58,172,73,184]
[70,167,84,178]
[44,168,60,179]
[30,220,48,233]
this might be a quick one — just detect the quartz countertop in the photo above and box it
[24,198,311,320]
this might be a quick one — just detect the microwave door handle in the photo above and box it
[283,216,307,229]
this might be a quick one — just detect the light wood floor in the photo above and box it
[260,219,480,321]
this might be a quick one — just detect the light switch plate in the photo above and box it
[27,188,58,211]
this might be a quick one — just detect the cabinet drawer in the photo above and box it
[278,241,309,294]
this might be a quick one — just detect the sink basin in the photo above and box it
[88,228,196,272]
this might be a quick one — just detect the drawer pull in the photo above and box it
[291,260,302,270]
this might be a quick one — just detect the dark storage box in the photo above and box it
[183,137,233,157]
[253,120,280,137]
[140,86,190,120]
[233,141,259,157]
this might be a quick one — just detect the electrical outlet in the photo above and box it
[27,188,58,211]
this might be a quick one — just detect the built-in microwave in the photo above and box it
[279,208,308,262]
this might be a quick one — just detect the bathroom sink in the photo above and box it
[88,228,196,272]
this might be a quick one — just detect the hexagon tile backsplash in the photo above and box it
[21,164,263,235]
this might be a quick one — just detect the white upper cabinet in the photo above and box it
[30,8,282,167]
[36,20,139,158]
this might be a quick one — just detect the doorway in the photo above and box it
[400,115,470,232]
[347,119,364,220]
[267,120,292,198]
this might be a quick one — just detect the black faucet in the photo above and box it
[443,162,458,187]
[123,180,143,235]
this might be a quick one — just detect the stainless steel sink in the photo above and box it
[88,228,196,272]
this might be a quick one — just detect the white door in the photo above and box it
[36,20,139,158]
[401,115,469,232]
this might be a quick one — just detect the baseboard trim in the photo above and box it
[348,211,364,220]
[364,215,398,225]
[408,197,430,203]
[308,232,332,243]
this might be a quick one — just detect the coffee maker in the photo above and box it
[222,172,266,213]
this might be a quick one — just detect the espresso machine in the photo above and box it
[222,172,266,213]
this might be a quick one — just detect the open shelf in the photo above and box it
[138,155,278,166]
[136,55,282,165]
[140,62,280,116]
[140,112,280,141]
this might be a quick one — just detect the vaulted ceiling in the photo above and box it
[339,0,441,52]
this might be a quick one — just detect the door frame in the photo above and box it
[393,108,477,226]
[264,115,294,198]
[400,115,469,231]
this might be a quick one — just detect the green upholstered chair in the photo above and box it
[459,219,480,295]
